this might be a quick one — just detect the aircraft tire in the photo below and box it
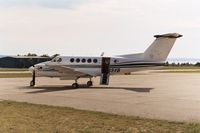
[87,81,93,87]
[72,83,79,89]
[30,81,35,87]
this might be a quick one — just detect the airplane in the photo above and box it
[29,33,182,88]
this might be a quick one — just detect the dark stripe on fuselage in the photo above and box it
[62,62,164,68]
[40,62,164,71]
[111,62,164,67]
[114,60,160,64]
[40,65,161,72]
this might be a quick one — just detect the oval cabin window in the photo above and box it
[114,59,118,63]
[93,59,98,63]
[82,59,86,63]
[87,59,92,63]
[76,58,80,63]
[70,58,74,63]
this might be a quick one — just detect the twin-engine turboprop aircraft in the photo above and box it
[29,33,182,88]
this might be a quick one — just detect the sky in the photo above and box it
[0,0,199,58]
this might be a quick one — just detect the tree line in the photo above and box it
[17,53,60,59]
[165,62,200,67]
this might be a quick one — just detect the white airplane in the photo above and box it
[29,33,182,88]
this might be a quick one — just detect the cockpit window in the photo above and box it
[57,58,62,62]
[52,58,57,62]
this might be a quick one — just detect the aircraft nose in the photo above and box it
[29,66,35,72]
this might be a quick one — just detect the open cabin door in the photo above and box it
[100,57,111,85]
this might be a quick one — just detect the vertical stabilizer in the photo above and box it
[143,33,182,62]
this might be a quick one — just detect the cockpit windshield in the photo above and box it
[57,58,62,62]
[51,57,62,62]
[51,57,57,62]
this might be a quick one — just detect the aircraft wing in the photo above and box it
[47,65,90,76]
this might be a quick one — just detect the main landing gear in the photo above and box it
[71,78,93,89]
[87,81,93,87]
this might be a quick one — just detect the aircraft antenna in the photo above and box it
[101,52,104,57]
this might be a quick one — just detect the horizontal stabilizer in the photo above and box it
[154,33,183,38]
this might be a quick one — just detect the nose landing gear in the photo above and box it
[30,69,36,87]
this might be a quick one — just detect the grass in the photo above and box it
[0,101,199,133]
[163,66,200,70]
[0,68,28,72]
[0,68,31,78]
[0,73,31,78]
[157,66,200,73]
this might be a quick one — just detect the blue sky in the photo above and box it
[0,0,199,58]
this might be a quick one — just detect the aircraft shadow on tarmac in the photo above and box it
[20,85,154,94]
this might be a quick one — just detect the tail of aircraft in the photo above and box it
[118,33,182,62]
[143,33,182,62]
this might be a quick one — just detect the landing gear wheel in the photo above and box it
[72,83,79,89]
[87,81,93,87]
[30,80,35,87]
[30,69,36,87]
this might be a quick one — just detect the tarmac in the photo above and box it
[0,72,200,122]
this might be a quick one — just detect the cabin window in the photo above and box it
[87,59,92,63]
[93,59,98,63]
[76,58,80,63]
[82,59,86,63]
[114,59,118,63]
[70,58,74,63]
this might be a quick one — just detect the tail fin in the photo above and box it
[143,33,182,62]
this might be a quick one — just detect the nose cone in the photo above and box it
[31,63,48,71]
[29,66,35,72]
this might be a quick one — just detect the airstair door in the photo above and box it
[100,57,111,85]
